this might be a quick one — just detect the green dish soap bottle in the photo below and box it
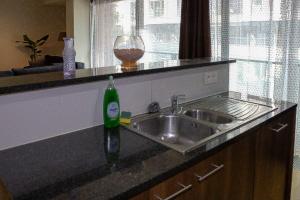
[103,76,120,128]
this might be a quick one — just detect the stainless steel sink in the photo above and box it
[129,114,218,153]
[134,114,216,144]
[183,109,235,124]
[126,95,277,154]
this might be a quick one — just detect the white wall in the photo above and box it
[0,64,229,150]
[66,0,75,37]
[66,0,91,67]
[0,0,66,70]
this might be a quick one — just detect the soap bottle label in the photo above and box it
[107,102,119,119]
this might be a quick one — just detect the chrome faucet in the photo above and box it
[171,94,186,114]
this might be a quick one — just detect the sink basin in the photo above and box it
[184,109,235,124]
[126,95,277,154]
[132,114,216,148]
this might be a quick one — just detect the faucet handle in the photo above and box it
[148,102,161,113]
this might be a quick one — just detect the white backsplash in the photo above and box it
[0,64,229,150]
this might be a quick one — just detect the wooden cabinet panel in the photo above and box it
[189,151,226,200]
[0,179,12,200]
[131,191,149,200]
[222,134,255,200]
[285,109,297,200]
[254,110,296,200]
[149,173,194,200]
[189,134,255,200]
[131,170,194,200]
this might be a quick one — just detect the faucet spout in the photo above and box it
[171,94,186,114]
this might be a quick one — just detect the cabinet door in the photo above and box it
[149,172,194,200]
[131,170,194,200]
[254,109,296,200]
[222,134,255,200]
[189,150,226,200]
[189,134,255,200]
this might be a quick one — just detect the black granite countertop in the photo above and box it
[0,92,296,200]
[0,57,235,96]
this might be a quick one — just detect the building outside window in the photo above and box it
[149,0,164,17]
[229,0,242,14]
[111,0,182,63]
[91,0,182,67]
[254,0,262,5]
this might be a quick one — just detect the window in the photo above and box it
[109,0,182,64]
[149,0,164,17]
[254,0,262,5]
[91,0,182,67]
[210,0,290,62]
[229,0,242,14]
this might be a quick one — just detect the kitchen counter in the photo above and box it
[0,57,234,96]
[0,92,296,200]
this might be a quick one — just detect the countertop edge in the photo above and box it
[0,59,235,96]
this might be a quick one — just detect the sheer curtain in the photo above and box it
[91,0,115,67]
[210,0,300,154]
[90,0,137,67]
[91,0,182,68]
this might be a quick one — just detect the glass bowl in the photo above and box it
[113,36,145,68]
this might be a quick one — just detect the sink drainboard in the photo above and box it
[184,96,273,120]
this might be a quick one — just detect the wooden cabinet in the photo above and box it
[222,133,255,200]
[148,171,194,200]
[188,149,226,200]
[131,169,194,200]
[0,179,12,200]
[254,109,296,200]
[190,133,255,200]
[132,132,256,200]
[132,108,296,200]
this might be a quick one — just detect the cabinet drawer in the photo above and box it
[131,170,194,200]
[188,150,226,200]
[266,112,291,134]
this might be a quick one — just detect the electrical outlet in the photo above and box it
[204,71,218,85]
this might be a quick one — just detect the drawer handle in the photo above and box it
[195,163,224,182]
[269,123,288,133]
[154,182,192,200]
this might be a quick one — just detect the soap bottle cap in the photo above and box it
[108,75,115,88]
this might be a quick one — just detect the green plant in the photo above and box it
[16,34,49,64]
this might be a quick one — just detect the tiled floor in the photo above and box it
[292,169,300,200]
[293,154,300,200]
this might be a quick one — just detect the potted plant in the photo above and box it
[16,34,49,66]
